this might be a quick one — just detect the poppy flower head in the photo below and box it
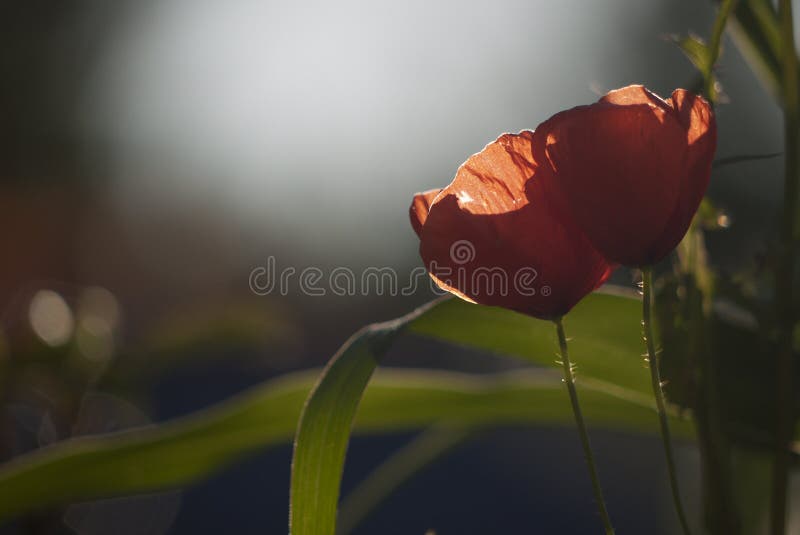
[534,84,716,266]
[411,132,615,319]
[409,85,710,317]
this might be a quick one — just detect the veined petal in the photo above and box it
[647,89,716,259]
[415,132,614,319]
[534,86,714,266]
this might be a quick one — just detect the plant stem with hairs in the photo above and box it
[554,317,615,535]
[641,267,693,535]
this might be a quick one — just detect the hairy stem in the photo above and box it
[642,268,693,535]
[554,317,615,535]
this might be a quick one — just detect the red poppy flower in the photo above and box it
[410,132,615,319]
[533,85,716,266]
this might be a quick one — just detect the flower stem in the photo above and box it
[641,267,693,535]
[703,0,736,102]
[771,2,799,533]
[554,317,615,535]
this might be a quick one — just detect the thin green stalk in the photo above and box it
[641,268,693,535]
[554,317,615,535]
[687,3,739,533]
[705,0,737,100]
[771,1,799,533]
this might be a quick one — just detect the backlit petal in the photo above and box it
[410,188,443,237]
[417,133,614,318]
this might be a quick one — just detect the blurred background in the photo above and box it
[0,0,789,533]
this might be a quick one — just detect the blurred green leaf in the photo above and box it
[670,33,721,100]
[0,290,698,525]
[0,291,704,530]
[726,0,785,102]
[670,0,737,104]
[729,446,773,533]
[410,288,651,396]
[0,371,308,522]
[414,290,800,453]
[673,33,713,73]
[291,289,679,534]
[102,299,301,396]
[0,367,690,523]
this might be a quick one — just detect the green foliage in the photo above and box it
[671,0,738,103]
[0,372,308,521]
[411,288,651,396]
[0,290,696,529]
[726,0,784,101]
[290,290,686,535]
[674,34,714,74]
[671,33,721,100]
[0,368,692,524]
[289,320,397,535]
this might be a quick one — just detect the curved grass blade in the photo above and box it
[0,372,311,521]
[726,0,785,101]
[0,290,695,526]
[289,299,444,535]
[0,368,690,522]
[409,288,652,396]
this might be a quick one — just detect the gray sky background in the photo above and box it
[79,0,781,271]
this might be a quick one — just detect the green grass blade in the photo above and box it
[288,301,440,535]
[0,372,311,521]
[726,0,784,101]
[0,291,695,527]
[409,288,652,396]
[0,368,689,523]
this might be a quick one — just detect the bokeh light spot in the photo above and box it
[28,290,75,347]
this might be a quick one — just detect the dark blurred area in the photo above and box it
[0,0,788,533]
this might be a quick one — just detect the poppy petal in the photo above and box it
[599,84,671,113]
[647,90,716,258]
[410,188,443,237]
[535,99,690,265]
[418,133,614,318]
